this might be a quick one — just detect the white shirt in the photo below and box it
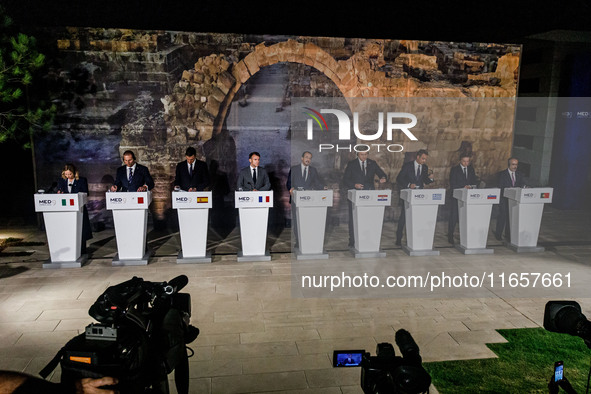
[300,163,309,179]
[414,161,422,177]
[358,158,367,172]
[127,163,137,179]
[508,169,516,183]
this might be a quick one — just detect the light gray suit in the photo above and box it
[237,166,271,191]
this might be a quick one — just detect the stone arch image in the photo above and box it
[162,38,520,143]
[162,40,357,142]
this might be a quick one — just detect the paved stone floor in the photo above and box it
[1,206,591,393]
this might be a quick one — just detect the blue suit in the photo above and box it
[174,160,209,191]
[113,164,154,192]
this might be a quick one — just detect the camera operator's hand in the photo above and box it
[548,376,559,394]
[559,377,578,394]
[75,377,118,394]
[548,376,578,394]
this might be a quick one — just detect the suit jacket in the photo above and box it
[396,160,434,190]
[497,169,525,190]
[237,166,271,191]
[57,177,89,194]
[343,158,387,190]
[114,164,154,192]
[449,164,478,190]
[287,165,324,191]
[174,160,209,191]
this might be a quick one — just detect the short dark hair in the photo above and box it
[302,151,312,158]
[185,147,197,157]
[507,157,518,166]
[249,151,260,159]
[122,150,136,160]
[416,149,429,157]
[460,153,472,160]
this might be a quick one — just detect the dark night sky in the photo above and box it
[5,0,591,43]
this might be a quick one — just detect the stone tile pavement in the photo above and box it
[1,207,591,393]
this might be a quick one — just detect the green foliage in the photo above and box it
[424,328,591,393]
[0,8,55,148]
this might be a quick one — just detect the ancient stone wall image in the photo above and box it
[34,28,520,227]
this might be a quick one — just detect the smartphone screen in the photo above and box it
[554,361,564,382]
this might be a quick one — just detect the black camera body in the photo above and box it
[41,275,198,394]
[361,330,431,394]
[60,323,150,393]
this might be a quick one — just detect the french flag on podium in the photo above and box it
[259,196,270,203]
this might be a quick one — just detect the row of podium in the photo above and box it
[34,187,553,268]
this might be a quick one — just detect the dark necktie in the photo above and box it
[252,168,257,184]
[129,167,133,182]
[463,167,467,180]
[416,165,421,179]
[189,164,193,177]
[303,166,308,181]
[362,161,366,176]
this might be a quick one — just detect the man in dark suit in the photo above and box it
[287,151,324,192]
[343,151,387,247]
[495,157,526,241]
[448,154,479,244]
[174,147,209,191]
[237,151,271,191]
[395,149,434,245]
[110,150,155,192]
[287,151,325,249]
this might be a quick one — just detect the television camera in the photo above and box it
[40,275,199,394]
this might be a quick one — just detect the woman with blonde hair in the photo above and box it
[57,163,93,253]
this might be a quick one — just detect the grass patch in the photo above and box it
[424,328,591,393]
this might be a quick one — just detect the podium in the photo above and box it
[292,190,333,260]
[453,188,500,254]
[503,187,553,253]
[348,190,391,258]
[106,191,152,266]
[173,191,212,263]
[235,191,273,261]
[400,189,446,256]
[34,193,88,268]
